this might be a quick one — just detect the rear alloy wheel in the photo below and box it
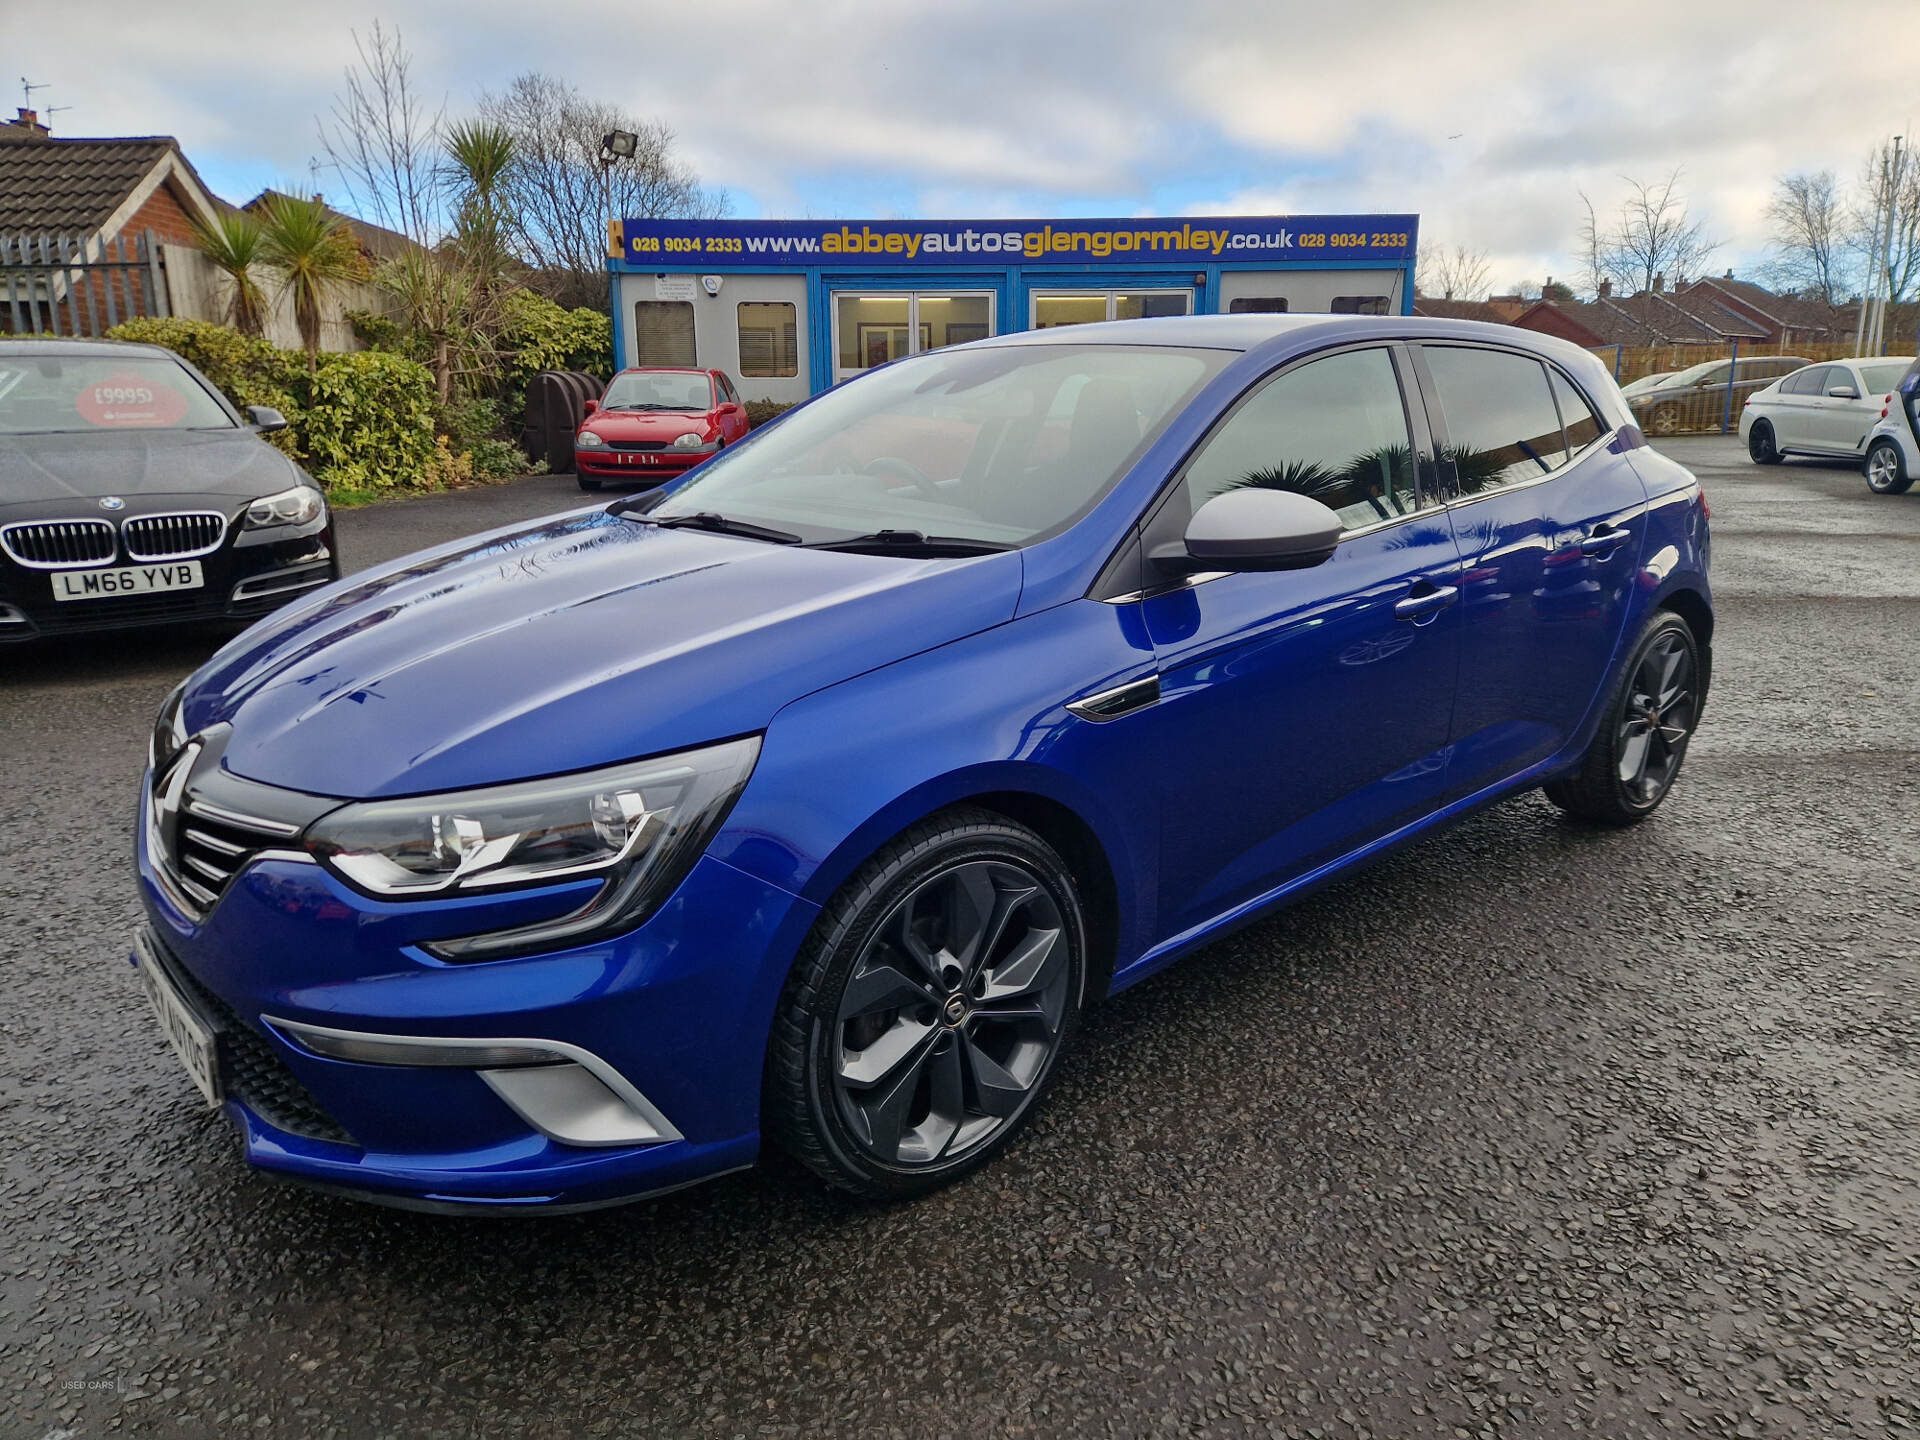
[1865,438,1912,495]
[1747,420,1783,465]
[766,809,1086,1199]
[1646,405,1683,437]
[1544,611,1702,826]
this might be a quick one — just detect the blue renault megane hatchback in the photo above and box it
[134,315,1711,1211]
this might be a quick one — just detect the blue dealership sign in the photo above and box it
[618,215,1418,267]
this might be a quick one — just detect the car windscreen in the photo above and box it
[648,344,1229,546]
[0,353,234,435]
[600,371,714,412]
[1858,362,1910,396]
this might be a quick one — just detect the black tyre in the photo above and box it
[1747,420,1782,465]
[1544,611,1703,827]
[765,808,1087,1199]
[1865,438,1912,495]
[576,472,602,492]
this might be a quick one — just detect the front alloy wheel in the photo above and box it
[766,810,1086,1198]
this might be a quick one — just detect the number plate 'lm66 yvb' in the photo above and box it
[53,561,204,602]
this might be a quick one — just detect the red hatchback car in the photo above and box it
[573,368,752,491]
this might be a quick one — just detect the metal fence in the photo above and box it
[0,229,169,337]
[1590,338,1914,436]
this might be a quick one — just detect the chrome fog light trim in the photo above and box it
[264,1018,682,1148]
[0,603,28,626]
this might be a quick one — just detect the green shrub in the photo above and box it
[745,399,796,429]
[299,350,439,491]
[497,289,613,382]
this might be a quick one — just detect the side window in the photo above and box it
[633,301,696,367]
[1548,367,1604,453]
[1182,347,1418,532]
[1424,346,1568,494]
[1779,368,1815,396]
[736,302,799,378]
[1793,366,1832,396]
[1330,295,1389,315]
[1228,297,1289,314]
[1692,363,1731,388]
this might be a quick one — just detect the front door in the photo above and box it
[1142,345,1463,942]
[1415,344,1648,796]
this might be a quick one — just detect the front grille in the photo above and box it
[124,511,226,561]
[608,440,671,452]
[39,590,220,631]
[146,931,356,1147]
[163,799,293,914]
[1,518,117,568]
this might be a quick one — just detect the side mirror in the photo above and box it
[1828,385,1858,400]
[581,399,600,417]
[247,405,288,434]
[1151,489,1343,574]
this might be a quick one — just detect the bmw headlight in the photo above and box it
[671,432,718,452]
[575,429,608,450]
[305,737,759,961]
[244,484,325,529]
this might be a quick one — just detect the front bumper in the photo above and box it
[0,519,337,642]
[134,816,818,1211]
[574,448,708,484]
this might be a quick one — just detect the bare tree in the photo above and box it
[1582,169,1720,296]
[480,73,728,309]
[315,22,443,245]
[1846,139,1920,305]
[1763,171,1848,302]
[1416,242,1492,301]
[1576,192,1609,298]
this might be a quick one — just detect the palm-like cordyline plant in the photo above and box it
[257,194,368,367]
[188,210,270,336]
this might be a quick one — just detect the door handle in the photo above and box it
[1579,526,1631,556]
[1393,583,1459,621]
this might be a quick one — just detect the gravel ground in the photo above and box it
[3,439,1917,1439]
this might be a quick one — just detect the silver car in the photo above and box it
[1740,356,1916,465]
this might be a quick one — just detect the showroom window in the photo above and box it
[1425,347,1569,493]
[633,301,696,367]
[1031,290,1191,329]
[1228,297,1290,314]
[1548,368,1604,453]
[1330,295,1390,315]
[833,292,993,378]
[737,302,799,378]
[1182,347,1418,532]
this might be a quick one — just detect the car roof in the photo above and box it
[969,312,1593,360]
[613,366,715,376]
[0,338,176,359]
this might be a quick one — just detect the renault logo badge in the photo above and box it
[99,495,126,511]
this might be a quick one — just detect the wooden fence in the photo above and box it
[1588,340,1914,436]
[0,230,169,337]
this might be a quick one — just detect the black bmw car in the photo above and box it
[0,339,338,643]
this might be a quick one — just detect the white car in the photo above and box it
[1740,356,1915,465]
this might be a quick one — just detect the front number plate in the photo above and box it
[137,949,222,1107]
[54,561,204,602]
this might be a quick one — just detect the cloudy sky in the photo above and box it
[7,0,1917,291]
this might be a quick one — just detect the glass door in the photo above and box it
[1030,289,1192,330]
[833,292,995,381]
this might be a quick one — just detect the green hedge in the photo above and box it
[106,317,443,493]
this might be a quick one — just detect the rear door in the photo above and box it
[1414,344,1649,797]
[1771,365,1829,448]
[1140,344,1464,939]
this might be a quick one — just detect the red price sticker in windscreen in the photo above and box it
[74,374,189,428]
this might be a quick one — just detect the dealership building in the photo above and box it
[606,214,1418,403]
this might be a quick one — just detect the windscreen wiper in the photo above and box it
[639,511,802,544]
[803,529,1013,557]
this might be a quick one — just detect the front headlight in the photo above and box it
[244,485,325,529]
[305,737,760,961]
[575,429,608,450]
[671,432,718,452]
